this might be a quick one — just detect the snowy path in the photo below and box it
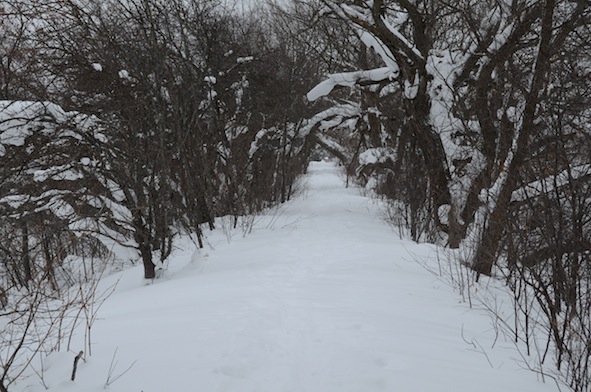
[32,161,559,392]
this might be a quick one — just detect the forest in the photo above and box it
[0,1,590,391]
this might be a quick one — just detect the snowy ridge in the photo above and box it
[17,162,560,392]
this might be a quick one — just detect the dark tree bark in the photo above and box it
[474,0,557,277]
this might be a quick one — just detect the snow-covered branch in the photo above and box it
[307,67,395,101]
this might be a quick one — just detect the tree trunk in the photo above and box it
[133,210,155,279]
[473,0,556,277]
[403,81,456,242]
[473,171,517,277]
[21,221,32,284]
[141,242,155,279]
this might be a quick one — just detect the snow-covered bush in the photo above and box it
[0,100,132,290]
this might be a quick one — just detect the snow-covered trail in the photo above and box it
[32,161,559,392]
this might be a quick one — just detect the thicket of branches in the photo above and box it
[1,0,322,284]
[305,0,591,390]
[0,2,323,389]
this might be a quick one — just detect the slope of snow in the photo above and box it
[16,161,560,392]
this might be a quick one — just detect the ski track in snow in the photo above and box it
[19,161,560,392]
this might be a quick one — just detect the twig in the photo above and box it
[71,351,84,381]
[461,324,494,368]
[104,347,137,388]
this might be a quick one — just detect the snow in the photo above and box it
[316,133,349,158]
[236,56,254,64]
[14,162,560,392]
[358,147,395,166]
[32,165,84,182]
[403,71,419,99]
[0,101,38,146]
[380,15,424,61]
[297,103,361,143]
[0,101,98,149]
[248,128,270,157]
[307,67,394,101]
[506,105,522,123]
[358,31,400,72]
[512,164,591,202]
[80,157,92,166]
[91,63,103,72]
[207,87,218,100]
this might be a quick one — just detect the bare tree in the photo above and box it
[309,0,591,273]
[307,1,591,389]
[17,0,317,278]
